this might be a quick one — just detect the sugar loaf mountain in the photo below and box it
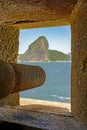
[18,36,71,62]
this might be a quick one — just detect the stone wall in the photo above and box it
[0,25,19,106]
[0,0,87,128]
[71,0,87,127]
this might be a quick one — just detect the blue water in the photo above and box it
[19,61,71,103]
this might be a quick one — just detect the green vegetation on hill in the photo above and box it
[18,50,71,61]
[49,50,70,61]
[18,54,25,61]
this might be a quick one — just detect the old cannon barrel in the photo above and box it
[0,61,46,99]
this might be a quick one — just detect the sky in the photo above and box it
[19,25,71,54]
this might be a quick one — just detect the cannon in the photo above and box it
[0,60,46,99]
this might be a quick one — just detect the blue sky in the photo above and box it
[19,25,71,54]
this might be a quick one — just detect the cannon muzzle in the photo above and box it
[0,61,46,99]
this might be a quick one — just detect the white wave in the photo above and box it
[51,95,70,100]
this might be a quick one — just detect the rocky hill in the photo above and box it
[18,36,71,62]
[19,36,49,62]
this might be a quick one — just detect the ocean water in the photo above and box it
[19,61,71,103]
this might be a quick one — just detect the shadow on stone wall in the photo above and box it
[0,121,43,130]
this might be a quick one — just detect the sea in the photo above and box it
[18,61,71,103]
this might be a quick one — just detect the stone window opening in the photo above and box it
[18,26,71,113]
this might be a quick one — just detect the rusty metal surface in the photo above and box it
[0,61,46,99]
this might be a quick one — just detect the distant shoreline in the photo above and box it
[18,60,71,63]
